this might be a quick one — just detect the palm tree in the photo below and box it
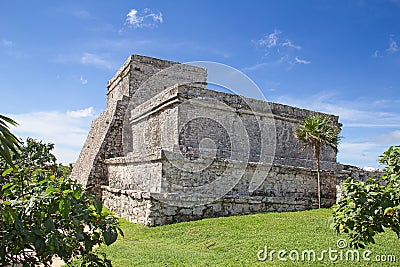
[294,114,340,208]
[0,114,21,167]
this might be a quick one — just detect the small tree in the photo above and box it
[294,114,341,208]
[332,146,400,248]
[0,117,123,266]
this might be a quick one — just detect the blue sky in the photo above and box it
[1,1,399,168]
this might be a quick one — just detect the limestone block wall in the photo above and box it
[102,162,336,226]
[72,54,346,226]
[102,187,320,226]
[101,81,339,226]
[106,154,336,202]
[161,158,336,201]
[71,99,129,194]
[71,55,207,196]
[123,83,340,170]
[176,85,340,169]
[107,157,162,192]
[101,187,153,225]
[335,164,383,201]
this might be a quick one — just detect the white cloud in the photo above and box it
[294,56,311,64]
[80,75,88,85]
[126,9,140,26]
[126,8,163,29]
[372,50,380,58]
[253,29,309,69]
[338,142,383,168]
[387,36,398,54]
[242,56,293,72]
[338,142,379,156]
[241,62,270,72]
[378,130,400,144]
[338,129,400,169]
[7,108,96,164]
[256,30,302,51]
[67,107,94,118]
[1,39,13,46]
[274,93,400,126]
[257,29,281,48]
[373,35,399,57]
[80,53,113,69]
[281,40,301,50]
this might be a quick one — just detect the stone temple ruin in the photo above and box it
[71,54,365,226]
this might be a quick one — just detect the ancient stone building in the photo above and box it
[71,54,342,226]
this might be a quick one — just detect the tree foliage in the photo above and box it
[0,137,71,177]
[0,128,123,266]
[0,114,21,168]
[294,114,341,208]
[332,146,400,248]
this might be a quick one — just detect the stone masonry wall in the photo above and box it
[123,84,340,170]
[178,85,340,169]
[73,54,345,226]
[100,81,339,225]
[335,164,383,201]
[106,154,336,202]
[102,163,336,226]
[71,55,207,196]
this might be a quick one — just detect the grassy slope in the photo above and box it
[95,209,399,266]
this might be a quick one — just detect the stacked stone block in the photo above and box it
[73,54,342,226]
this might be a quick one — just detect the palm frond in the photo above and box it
[294,114,341,151]
[0,114,21,167]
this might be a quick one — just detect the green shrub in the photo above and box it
[0,136,123,266]
[332,146,400,248]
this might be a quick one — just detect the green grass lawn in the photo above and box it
[92,209,399,266]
